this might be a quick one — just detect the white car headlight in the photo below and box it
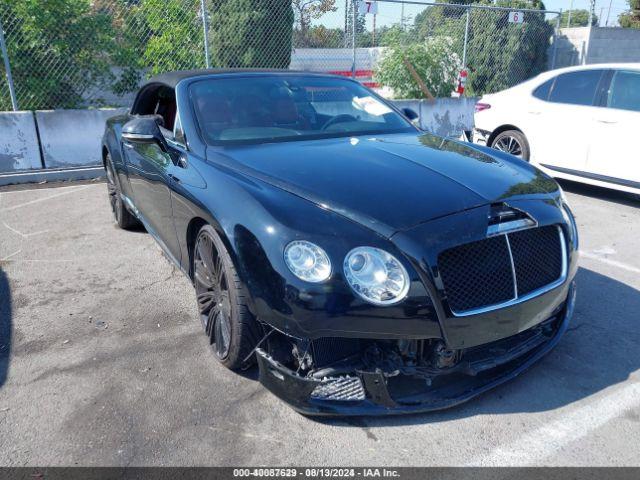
[284,241,331,283]
[344,247,410,306]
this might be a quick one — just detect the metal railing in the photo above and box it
[0,0,560,111]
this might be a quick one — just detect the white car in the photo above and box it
[473,63,640,196]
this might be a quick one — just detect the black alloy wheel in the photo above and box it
[193,225,260,369]
[105,153,139,229]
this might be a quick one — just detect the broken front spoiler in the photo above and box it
[256,282,576,416]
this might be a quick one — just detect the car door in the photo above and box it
[529,69,607,172]
[122,129,182,259]
[122,86,181,260]
[586,69,640,188]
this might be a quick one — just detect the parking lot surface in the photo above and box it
[0,179,639,466]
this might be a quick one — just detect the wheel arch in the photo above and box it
[101,145,109,169]
[186,216,209,281]
[487,124,525,147]
[185,214,244,284]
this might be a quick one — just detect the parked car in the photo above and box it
[473,63,640,196]
[102,70,578,415]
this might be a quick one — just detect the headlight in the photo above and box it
[344,247,410,305]
[284,241,331,282]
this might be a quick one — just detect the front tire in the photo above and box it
[105,153,140,229]
[193,225,261,370]
[491,129,530,161]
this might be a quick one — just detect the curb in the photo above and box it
[0,166,104,187]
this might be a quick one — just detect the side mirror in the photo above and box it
[122,116,166,150]
[401,107,419,122]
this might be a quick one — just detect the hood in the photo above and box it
[207,133,558,238]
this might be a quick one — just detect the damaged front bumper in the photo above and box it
[256,282,576,416]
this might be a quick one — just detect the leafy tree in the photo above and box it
[558,9,598,27]
[209,0,294,68]
[412,0,553,95]
[0,0,116,109]
[619,0,640,28]
[140,0,205,75]
[375,37,462,98]
[467,0,553,94]
[377,25,413,47]
[294,25,344,48]
[292,0,337,47]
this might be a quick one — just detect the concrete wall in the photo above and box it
[392,97,477,137]
[588,27,640,64]
[0,112,42,173]
[552,27,589,68]
[0,98,473,181]
[35,108,127,168]
[552,27,640,68]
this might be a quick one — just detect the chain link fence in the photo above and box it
[372,0,561,95]
[0,0,560,111]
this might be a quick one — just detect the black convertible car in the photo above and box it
[102,70,578,415]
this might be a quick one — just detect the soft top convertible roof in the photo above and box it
[143,69,337,89]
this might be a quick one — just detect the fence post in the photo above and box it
[351,0,357,79]
[200,0,211,68]
[462,7,470,69]
[551,10,561,70]
[0,17,18,111]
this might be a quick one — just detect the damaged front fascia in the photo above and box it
[254,282,575,415]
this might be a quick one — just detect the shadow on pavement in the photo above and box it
[558,179,639,209]
[0,268,11,389]
[311,267,640,427]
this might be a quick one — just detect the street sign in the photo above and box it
[358,1,378,15]
[508,11,525,23]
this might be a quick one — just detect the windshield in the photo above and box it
[190,75,415,145]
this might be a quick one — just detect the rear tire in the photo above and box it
[193,225,261,370]
[491,129,530,161]
[105,153,140,230]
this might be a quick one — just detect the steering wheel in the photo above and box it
[321,114,358,130]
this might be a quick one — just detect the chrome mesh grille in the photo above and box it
[438,234,514,312]
[510,226,564,296]
[438,225,564,314]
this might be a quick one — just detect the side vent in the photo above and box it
[487,203,537,237]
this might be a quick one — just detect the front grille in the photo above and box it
[312,337,363,367]
[438,225,564,313]
[438,235,514,312]
[510,226,564,296]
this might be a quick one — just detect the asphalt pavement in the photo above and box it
[0,178,638,466]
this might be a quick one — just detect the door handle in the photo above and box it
[596,119,617,124]
[168,173,181,183]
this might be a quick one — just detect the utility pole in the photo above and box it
[352,0,357,78]
[567,0,574,27]
[605,0,613,26]
[0,17,17,111]
[344,0,349,47]
[587,0,596,28]
[200,0,210,68]
[372,13,376,46]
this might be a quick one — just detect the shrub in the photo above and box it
[374,37,461,99]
